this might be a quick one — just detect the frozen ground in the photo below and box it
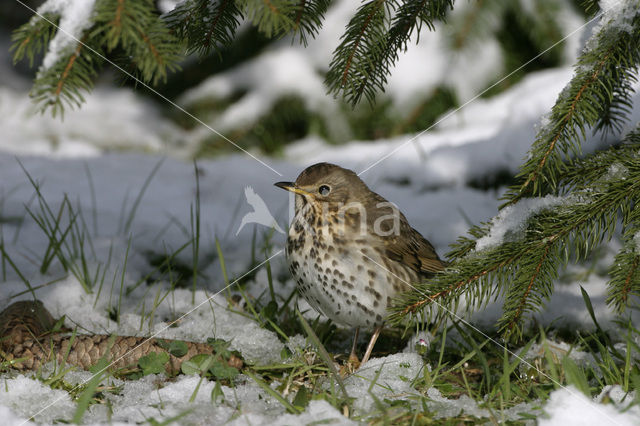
[1,2,640,425]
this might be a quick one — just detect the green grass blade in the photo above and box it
[295,309,348,398]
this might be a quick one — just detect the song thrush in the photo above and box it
[275,163,445,365]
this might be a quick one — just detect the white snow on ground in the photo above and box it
[540,385,640,426]
[346,353,425,415]
[1,2,639,424]
[0,376,76,423]
[0,86,184,157]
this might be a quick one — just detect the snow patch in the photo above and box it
[426,387,489,419]
[0,376,75,424]
[475,195,567,251]
[38,0,97,70]
[255,400,356,426]
[540,385,640,426]
[516,339,601,377]
[605,162,628,181]
[345,353,426,416]
[0,86,183,157]
[598,0,638,33]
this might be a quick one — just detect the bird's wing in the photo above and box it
[366,193,446,278]
[383,220,446,278]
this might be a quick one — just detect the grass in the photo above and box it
[0,163,638,424]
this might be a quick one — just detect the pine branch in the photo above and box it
[11,0,183,114]
[164,0,244,57]
[10,13,59,67]
[93,0,181,84]
[607,179,640,312]
[238,0,297,38]
[506,242,553,333]
[325,0,390,106]
[326,0,453,106]
[503,5,640,203]
[292,0,331,46]
[391,128,640,337]
[30,34,103,117]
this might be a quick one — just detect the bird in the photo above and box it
[236,186,285,236]
[275,162,446,366]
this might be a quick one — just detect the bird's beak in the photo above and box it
[274,181,311,196]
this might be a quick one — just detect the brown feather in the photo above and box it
[364,190,446,279]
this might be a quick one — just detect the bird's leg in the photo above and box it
[349,327,360,363]
[361,326,382,365]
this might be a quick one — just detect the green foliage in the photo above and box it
[157,339,189,357]
[180,352,240,380]
[392,128,640,338]
[11,0,335,115]
[607,205,640,312]
[12,0,179,116]
[165,0,243,57]
[238,0,297,38]
[325,0,453,106]
[138,351,170,375]
[73,360,109,423]
[506,5,640,201]
[180,338,240,381]
[10,12,58,67]
[291,0,332,46]
[181,353,213,375]
[32,28,103,117]
[93,0,180,83]
[206,337,234,359]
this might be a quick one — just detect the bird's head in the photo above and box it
[274,163,368,208]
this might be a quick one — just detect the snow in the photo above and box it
[1,1,639,424]
[605,162,629,181]
[346,353,425,415]
[597,0,639,33]
[157,0,181,14]
[0,376,75,423]
[516,338,602,377]
[474,195,568,251]
[180,48,333,132]
[584,0,639,54]
[38,0,97,71]
[0,86,183,157]
[540,385,640,426]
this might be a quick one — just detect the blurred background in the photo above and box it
[0,0,591,161]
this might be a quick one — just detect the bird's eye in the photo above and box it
[318,185,331,196]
